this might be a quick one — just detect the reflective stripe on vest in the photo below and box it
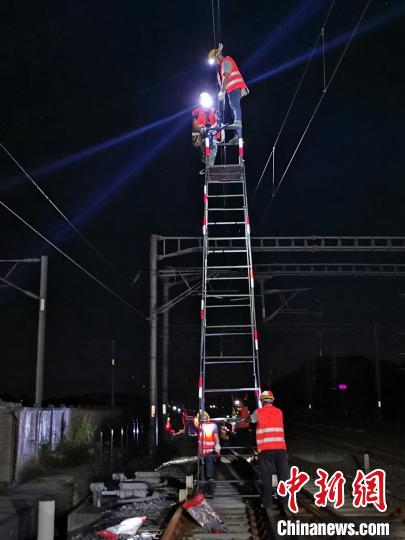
[256,427,284,434]
[200,423,218,455]
[255,404,286,452]
[220,56,247,93]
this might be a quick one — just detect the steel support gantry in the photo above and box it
[147,233,405,451]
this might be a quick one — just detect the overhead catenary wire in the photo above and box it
[0,141,133,287]
[251,0,336,203]
[256,0,372,230]
[211,0,217,47]
[216,0,222,45]
[210,0,222,48]
[0,197,147,319]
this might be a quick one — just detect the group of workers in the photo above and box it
[197,390,289,511]
[192,44,248,173]
[190,46,287,510]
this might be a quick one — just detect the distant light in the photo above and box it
[338,384,348,391]
[173,406,177,411]
[199,92,213,108]
[234,400,241,406]
[208,58,215,65]
[377,400,382,408]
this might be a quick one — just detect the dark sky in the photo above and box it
[1,0,405,404]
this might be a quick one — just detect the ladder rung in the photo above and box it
[208,237,246,240]
[205,360,253,365]
[205,356,253,359]
[208,221,245,225]
[208,208,245,211]
[206,304,251,308]
[205,294,249,297]
[207,265,249,269]
[208,249,247,254]
[205,387,260,393]
[209,164,243,170]
[208,180,244,184]
[206,324,253,328]
[206,276,249,281]
[205,332,251,336]
[207,194,243,198]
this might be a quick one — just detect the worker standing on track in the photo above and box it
[250,390,290,512]
[192,92,220,174]
[208,43,248,142]
[195,411,221,496]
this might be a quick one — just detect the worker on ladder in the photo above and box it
[208,43,249,143]
[250,390,290,512]
[192,92,220,175]
[195,411,221,497]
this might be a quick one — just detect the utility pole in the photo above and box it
[373,323,382,419]
[35,256,48,407]
[149,235,158,456]
[111,339,116,407]
[161,279,170,422]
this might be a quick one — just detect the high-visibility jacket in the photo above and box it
[192,107,221,141]
[255,404,287,452]
[235,405,250,429]
[192,107,217,128]
[199,422,219,455]
[220,56,247,93]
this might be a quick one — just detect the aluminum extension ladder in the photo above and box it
[198,134,261,438]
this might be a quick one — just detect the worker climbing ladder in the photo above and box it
[198,133,261,457]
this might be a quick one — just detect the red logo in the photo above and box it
[277,467,386,513]
[314,468,346,509]
[277,465,310,513]
[352,469,387,512]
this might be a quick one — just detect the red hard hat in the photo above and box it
[260,390,274,402]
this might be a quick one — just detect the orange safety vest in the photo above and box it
[235,405,250,429]
[192,107,221,141]
[192,107,217,128]
[255,404,287,452]
[220,56,247,93]
[199,422,219,455]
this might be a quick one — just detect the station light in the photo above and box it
[199,92,213,109]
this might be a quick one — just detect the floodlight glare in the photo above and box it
[199,92,213,108]
[208,57,215,65]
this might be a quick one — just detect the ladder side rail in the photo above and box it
[242,165,261,407]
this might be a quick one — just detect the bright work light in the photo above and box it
[199,92,213,108]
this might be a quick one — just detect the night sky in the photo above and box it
[1,1,405,407]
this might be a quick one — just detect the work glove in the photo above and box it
[215,444,221,453]
[218,91,225,101]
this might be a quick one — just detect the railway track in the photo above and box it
[160,450,405,539]
[161,454,270,539]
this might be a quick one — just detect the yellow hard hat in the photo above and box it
[195,411,210,422]
[208,48,218,60]
[208,43,223,63]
